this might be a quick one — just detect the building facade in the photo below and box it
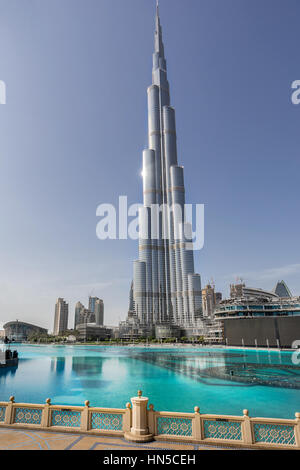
[201,284,222,318]
[4,321,48,342]
[215,283,300,348]
[89,297,104,326]
[53,298,69,336]
[74,297,104,331]
[76,324,112,342]
[129,5,202,333]
[74,301,84,330]
[215,296,300,320]
[94,299,104,326]
[78,308,95,325]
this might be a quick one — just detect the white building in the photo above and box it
[53,298,69,336]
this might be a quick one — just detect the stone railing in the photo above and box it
[0,398,131,436]
[0,392,299,450]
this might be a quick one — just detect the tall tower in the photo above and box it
[88,296,104,326]
[53,298,69,336]
[94,298,104,326]
[74,301,84,330]
[131,3,202,330]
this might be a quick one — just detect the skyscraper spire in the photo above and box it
[154,0,164,59]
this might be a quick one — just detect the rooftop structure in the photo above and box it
[273,280,292,298]
[230,283,279,301]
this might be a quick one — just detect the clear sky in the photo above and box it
[0,0,299,330]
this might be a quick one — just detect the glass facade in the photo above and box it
[215,300,300,319]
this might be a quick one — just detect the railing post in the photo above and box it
[124,390,154,442]
[242,409,254,445]
[80,400,90,431]
[193,406,202,441]
[295,413,300,448]
[122,402,132,433]
[41,398,51,428]
[148,404,155,436]
[4,396,15,425]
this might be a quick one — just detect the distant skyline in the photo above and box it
[0,0,299,329]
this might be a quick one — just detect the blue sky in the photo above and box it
[0,0,299,329]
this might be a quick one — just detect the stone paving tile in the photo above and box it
[4,442,43,451]
[144,441,195,450]
[0,429,81,451]
[70,436,101,450]
[42,436,81,450]
[92,444,149,451]
[196,446,228,451]
[0,429,45,450]
[0,428,228,450]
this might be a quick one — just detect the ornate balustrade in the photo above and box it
[0,394,299,449]
[0,404,7,422]
[0,397,131,436]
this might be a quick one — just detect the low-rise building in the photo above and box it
[76,323,112,341]
[3,321,48,342]
[0,329,5,339]
[215,282,300,348]
[155,324,181,340]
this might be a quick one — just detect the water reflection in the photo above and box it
[131,350,300,389]
[0,364,18,384]
[71,356,107,389]
[72,356,103,376]
[51,357,65,373]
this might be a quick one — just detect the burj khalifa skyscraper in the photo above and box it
[131,3,202,331]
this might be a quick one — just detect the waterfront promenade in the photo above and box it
[0,428,230,451]
[0,392,298,450]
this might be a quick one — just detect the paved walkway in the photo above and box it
[0,428,230,451]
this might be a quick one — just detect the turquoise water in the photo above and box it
[0,344,299,419]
